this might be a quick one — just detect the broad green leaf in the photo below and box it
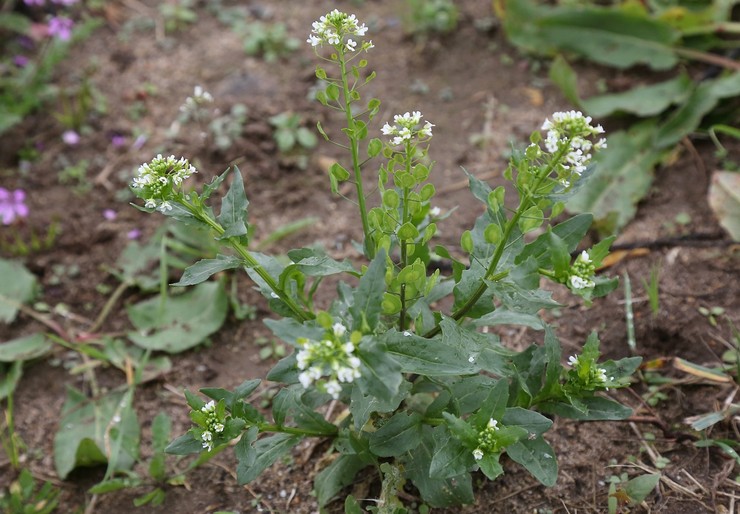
[54,387,140,479]
[567,122,666,235]
[429,426,474,479]
[516,213,593,267]
[133,488,166,507]
[502,407,554,436]
[270,387,336,434]
[404,427,474,507]
[264,317,324,347]
[382,329,476,376]
[349,248,386,332]
[315,454,371,507]
[540,395,633,420]
[172,254,243,286]
[474,309,544,330]
[350,381,411,431]
[0,333,51,362]
[624,473,660,503]
[583,74,693,118]
[479,451,504,481]
[507,436,558,486]
[470,379,509,428]
[504,0,679,70]
[0,258,37,323]
[127,281,228,353]
[89,477,140,494]
[369,412,423,457]
[217,166,249,239]
[165,433,203,455]
[357,338,403,402]
[235,431,300,485]
[708,170,740,242]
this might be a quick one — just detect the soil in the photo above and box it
[1,1,739,513]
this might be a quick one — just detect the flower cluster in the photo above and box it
[472,418,500,461]
[567,355,612,391]
[198,400,226,452]
[296,323,361,399]
[568,250,596,290]
[132,155,197,213]
[381,111,434,146]
[307,9,373,53]
[48,16,74,41]
[540,110,606,187]
[0,188,29,225]
[179,85,214,122]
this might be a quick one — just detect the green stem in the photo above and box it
[259,423,338,438]
[338,51,373,257]
[181,199,312,322]
[398,143,413,331]
[424,143,571,338]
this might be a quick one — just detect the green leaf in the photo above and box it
[0,333,51,362]
[479,451,504,481]
[285,247,356,278]
[349,248,386,332]
[0,258,37,323]
[151,412,171,453]
[217,167,249,239]
[172,254,243,286]
[567,122,666,235]
[507,436,558,486]
[0,361,22,400]
[344,495,364,514]
[548,55,581,107]
[235,431,300,485]
[89,477,140,494]
[709,170,740,242]
[583,74,693,118]
[369,412,423,457]
[165,433,203,455]
[127,281,228,352]
[516,213,593,267]
[357,338,403,402]
[429,426,474,479]
[383,329,476,376]
[350,381,410,431]
[470,379,509,428]
[624,473,660,504]
[540,396,633,420]
[315,454,371,507]
[504,1,679,70]
[474,309,544,330]
[133,487,166,507]
[54,387,140,479]
[404,427,474,507]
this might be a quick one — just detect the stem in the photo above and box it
[398,143,413,331]
[424,143,571,338]
[181,199,312,322]
[338,51,373,257]
[259,423,337,438]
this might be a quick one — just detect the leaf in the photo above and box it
[474,309,544,330]
[404,427,474,507]
[708,170,740,242]
[0,333,51,362]
[357,338,403,402]
[315,454,371,507]
[349,249,386,332]
[164,433,203,455]
[507,436,558,486]
[369,412,423,457]
[516,213,593,267]
[0,361,22,400]
[382,329,477,376]
[582,74,693,118]
[127,281,228,353]
[567,122,666,235]
[502,407,553,436]
[235,431,300,485]
[217,167,249,239]
[429,426,474,479]
[172,254,243,286]
[0,258,37,323]
[624,473,660,504]
[54,387,140,479]
[504,0,680,70]
[540,396,633,420]
[286,247,357,277]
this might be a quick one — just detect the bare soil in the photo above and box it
[1,1,739,513]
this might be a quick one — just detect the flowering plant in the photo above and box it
[133,9,640,509]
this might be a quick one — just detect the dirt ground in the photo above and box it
[1,0,739,513]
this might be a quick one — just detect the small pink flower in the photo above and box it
[127,229,141,240]
[13,55,29,67]
[62,130,79,145]
[110,134,127,148]
[103,209,117,221]
[0,188,30,225]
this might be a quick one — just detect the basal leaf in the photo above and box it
[0,258,37,323]
[315,454,371,507]
[539,395,633,420]
[236,431,300,485]
[369,412,423,457]
[127,281,228,353]
[582,73,693,118]
[0,333,51,362]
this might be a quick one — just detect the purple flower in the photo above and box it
[13,55,29,68]
[0,188,30,225]
[110,134,127,148]
[132,134,147,150]
[127,229,142,240]
[24,0,45,5]
[48,16,74,41]
[51,0,78,5]
[62,130,80,145]
[103,209,117,220]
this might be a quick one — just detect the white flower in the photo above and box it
[346,39,357,52]
[430,206,441,217]
[487,418,499,430]
[213,423,224,433]
[569,275,594,290]
[568,355,579,367]
[473,448,484,460]
[333,323,347,337]
[403,331,412,337]
[325,380,342,399]
[579,251,591,264]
